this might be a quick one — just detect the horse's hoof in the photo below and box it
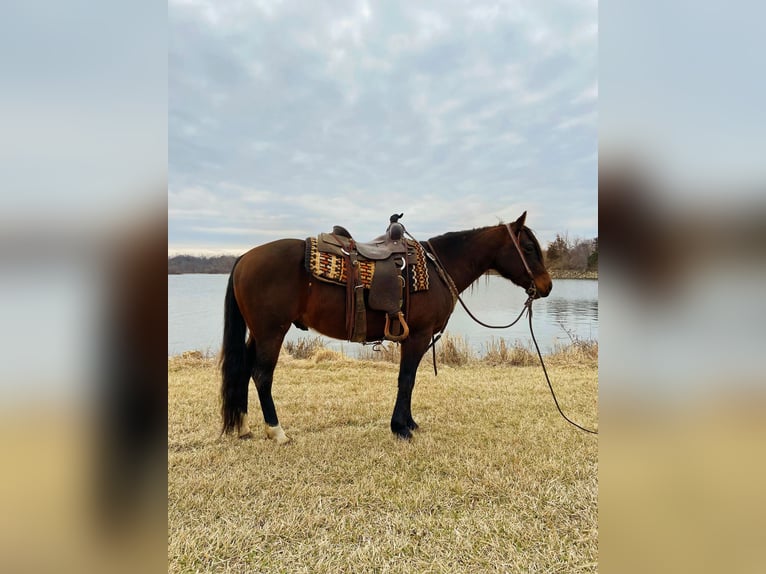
[407,420,419,431]
[265,424,291,445]
[392,426,413,441]
[237,414,252,439]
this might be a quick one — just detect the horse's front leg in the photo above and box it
[391,334,430,440]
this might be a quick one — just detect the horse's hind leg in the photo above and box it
[252,337,290,444]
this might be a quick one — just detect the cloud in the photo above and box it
[574,82,598,104]
[556,111,598,131]
[169,0,598,252]
[329,0,372,45]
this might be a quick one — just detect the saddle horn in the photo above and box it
[388,213,405,241]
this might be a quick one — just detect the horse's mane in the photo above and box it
[429,223,540,246]
[426,223,544,263]
[426,225,496,242]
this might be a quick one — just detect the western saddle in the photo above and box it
[315,213,413,343]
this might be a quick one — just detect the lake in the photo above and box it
[168,274,598,357]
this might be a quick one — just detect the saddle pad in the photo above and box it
[305,237,429,292]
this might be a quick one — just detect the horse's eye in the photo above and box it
[523,244,534,253]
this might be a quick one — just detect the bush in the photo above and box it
[283,336,327,359]
[436,333,473,366]
[483,338,537,366]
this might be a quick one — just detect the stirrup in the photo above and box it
[384,311,409,342]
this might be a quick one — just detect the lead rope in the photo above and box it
[452,293,598,434]
[421,228,597,435]
[524,298,598,434]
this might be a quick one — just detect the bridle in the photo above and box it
[424,223,537,330]
[422,223,598,435]
[505,223,538,299]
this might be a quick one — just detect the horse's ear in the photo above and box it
[513,211,527,231]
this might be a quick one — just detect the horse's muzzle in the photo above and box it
[533,274,553,298]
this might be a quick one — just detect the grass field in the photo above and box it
[168,342,598,573]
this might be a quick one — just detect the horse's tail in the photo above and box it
[220,257,253,435]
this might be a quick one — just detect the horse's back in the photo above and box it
[240,237,304,257]
[236,238,306,274]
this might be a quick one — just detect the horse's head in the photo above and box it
[494,212,553,298]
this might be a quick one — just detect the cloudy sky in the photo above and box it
[169,0,597,255]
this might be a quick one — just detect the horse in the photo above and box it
[220,212,552,443]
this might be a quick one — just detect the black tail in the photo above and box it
[220,257,253,434]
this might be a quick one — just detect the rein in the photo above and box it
[424,223,598,435]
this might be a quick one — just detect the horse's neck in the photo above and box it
[429,227,502,293]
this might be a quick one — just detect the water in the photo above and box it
[168,274,598,357]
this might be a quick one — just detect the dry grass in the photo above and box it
[548,340,598,368]
[357,342,402,363]
[283,336,328,359]
[483,338,538,367]
[168,349,598,573]
[339,333,597,370]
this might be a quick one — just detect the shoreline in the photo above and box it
[169,335,598,366]
[169,269,599,279]
[549,269,598,280]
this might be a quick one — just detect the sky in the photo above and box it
[168,0,597,255]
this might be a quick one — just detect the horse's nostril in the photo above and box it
[537,278,552,297]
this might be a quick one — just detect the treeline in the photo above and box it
[168,255,238,274]
[169,235,599,275]
[544,234,598,272]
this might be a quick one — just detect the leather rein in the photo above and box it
[423,223,598,435]
[425,223,536,329]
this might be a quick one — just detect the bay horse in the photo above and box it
[220,212,552,442]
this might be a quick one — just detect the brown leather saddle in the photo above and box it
[314,214,414,343]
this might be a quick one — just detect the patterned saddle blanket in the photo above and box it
[305,237,429,293]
